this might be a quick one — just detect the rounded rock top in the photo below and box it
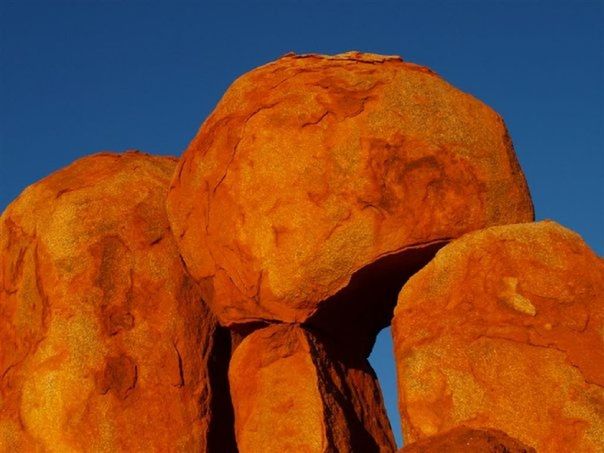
[167,51,534,328]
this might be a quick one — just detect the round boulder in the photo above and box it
[167,52,534,330]
[0,152,235,451]
[393,221,603,452]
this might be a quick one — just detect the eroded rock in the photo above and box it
[229,323,396,452]
[400,426,535,453]
[166,51,534,352]
[0,152,235,452]
[392,221,604,452]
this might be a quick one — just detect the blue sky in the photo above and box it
[1,1,602,447]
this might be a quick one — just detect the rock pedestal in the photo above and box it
[229,324,396,453]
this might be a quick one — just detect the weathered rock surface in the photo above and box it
[0,152,235,452]
[399,426,535,453]
[392,221,604,452]
[166,51,534,351]
[228,323,396,452]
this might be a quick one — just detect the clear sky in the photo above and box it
[1,1,602,447]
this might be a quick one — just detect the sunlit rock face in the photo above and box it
[399,426,535,453]
[166,52,534,350]
[0,152,235,452]
[164,52,535,453]
[228,324,396,453]
[3,51,576,453]
[393,221,604,452]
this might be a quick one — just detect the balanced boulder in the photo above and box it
[166,51,533,356]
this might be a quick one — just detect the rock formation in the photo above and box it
[393,221,604,452]
[0,152,235,451]
[166,51,534,356]
[228,324,396,452]
[2,51,598,453]
[399,426,535,452]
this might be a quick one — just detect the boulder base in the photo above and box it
[229,324,396,452]
[400,426,535,452]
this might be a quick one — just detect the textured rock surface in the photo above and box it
[0,152,235,452]
[392,221,604,452]
[229,324,396,452]
[166,51,534,342]
[400,426,535,453]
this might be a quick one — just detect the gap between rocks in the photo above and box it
[304,240,446,449]
[227,240,446,450]
[305,240,447,359]
[207,324,238,452]
[370,326,404,448]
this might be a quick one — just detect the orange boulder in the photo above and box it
[400,426,535,452]
[0,152,235,451]
[166,51,533,346]
[392,221,604,452]
[228,324,396,452]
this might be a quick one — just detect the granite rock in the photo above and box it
[229,323,396,452]
[0,152,235,452]
[166,52,534,350]
[399,426,535,452]
[393,221,604,452]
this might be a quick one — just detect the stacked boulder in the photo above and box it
[165,51,533,451]
[1,52,601,452]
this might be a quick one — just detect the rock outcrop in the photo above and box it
[166,51,534,355]
[392,221,604,452]
[0,152,235,452]
[5,51,595,453]
[229,324,396,452]
[399,426,535,453]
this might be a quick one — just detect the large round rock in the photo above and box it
[0,152,234,452]
[393,221,604,452]
[167,52,534,327]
